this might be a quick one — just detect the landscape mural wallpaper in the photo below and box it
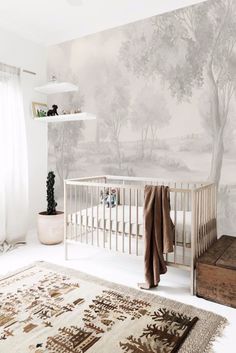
[48,0,236,235]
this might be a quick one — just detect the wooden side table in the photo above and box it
[196,235,236,308]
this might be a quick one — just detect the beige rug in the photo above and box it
[0,262,227,353]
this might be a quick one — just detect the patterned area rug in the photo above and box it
[0,262,227,353]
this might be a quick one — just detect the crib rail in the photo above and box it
[64,175,217,294]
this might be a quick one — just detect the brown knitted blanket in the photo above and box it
[141,185,174,289]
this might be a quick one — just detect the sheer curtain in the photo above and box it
[0,63,28,248]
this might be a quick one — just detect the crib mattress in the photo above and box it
[68,204,192,245]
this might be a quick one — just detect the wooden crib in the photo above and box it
[64,175,217,294]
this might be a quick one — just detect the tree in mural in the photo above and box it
[130,86,171,160]
[95,65,130,170]
[49,120,85,193]
[48,88,85,194]
[120,0,236,184]
[64,73,85,112]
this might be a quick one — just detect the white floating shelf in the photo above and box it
[33,112,96,123]
[35,81,78,95]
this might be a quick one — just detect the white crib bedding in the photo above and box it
[69,204,192,245]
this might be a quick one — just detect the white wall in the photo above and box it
[0,0,207,45]
[0,27,48,230]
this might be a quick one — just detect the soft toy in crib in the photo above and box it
[100,188,117,208]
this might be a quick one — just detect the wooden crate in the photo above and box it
[196,235,236,308]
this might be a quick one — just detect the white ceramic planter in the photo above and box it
[37,211,64,245]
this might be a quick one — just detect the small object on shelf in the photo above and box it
[35,75,78,95]
[47,104,59,116]
[63,108,82,115]
[32,102,48,118]
[74,108,82,114]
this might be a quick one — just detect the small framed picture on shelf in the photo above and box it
[32,102,48,118]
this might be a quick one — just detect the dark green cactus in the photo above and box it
[46,171,57,215]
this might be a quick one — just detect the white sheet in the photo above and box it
[69,204,192,244]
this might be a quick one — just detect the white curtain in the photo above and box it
[0,63,28,245]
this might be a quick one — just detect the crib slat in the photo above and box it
[191,189,197,295]
[69,185,73,240]
[91,186,94,245]
[196,190,199,257]
[103,186,105,248]
[174,186,177,264]
[97,186,99,247]
[194,190,197,257]
[213,185,217,241]
[204,188,207,252]
[86,185,88,244]
[128,188,131,254]
[211,185,214,243]
[192,184,197,258]
[199,189,203,256]
[122,188,125,253]
[115,187,118,251]
[201,189,204,255]
[203,188,206,254]
[75,185,78,242]
[202,189,205,253]
[136,188,139,256]
[199,190,202,256]
[64,181,68,260]
[187,183,190,211]
[182,192,186,264]
[205,189,208,251]
[80,186,82,242]
[166,184,170,263]
[206,188,208,248]
[208,186,211,245]
[210,186,213,245]
[109,187,112,250]
[210,185,214,244]
[206,187,209,248]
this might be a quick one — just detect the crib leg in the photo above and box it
[190,269,194,295]
[190,261,196,295]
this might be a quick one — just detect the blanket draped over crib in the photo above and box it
[141,185,174,289]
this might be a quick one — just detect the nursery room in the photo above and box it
[0,0,236,352]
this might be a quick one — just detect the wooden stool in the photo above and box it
[196,235,236,308]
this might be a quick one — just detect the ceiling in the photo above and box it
[0,0,206,46]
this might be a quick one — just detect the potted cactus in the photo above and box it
[37,171,64,245]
